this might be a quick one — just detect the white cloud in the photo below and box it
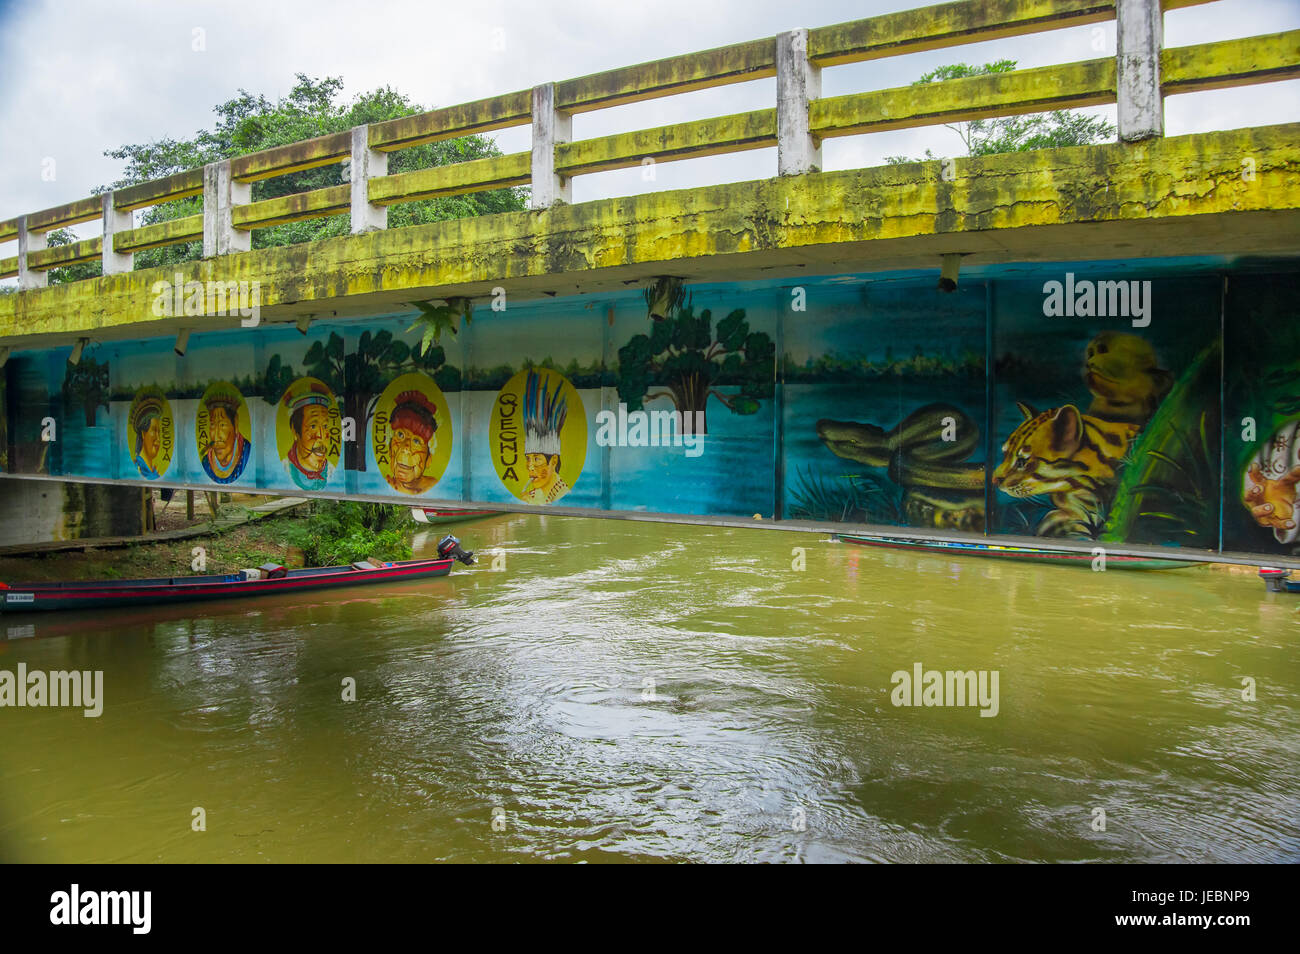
[0,0,1295,233]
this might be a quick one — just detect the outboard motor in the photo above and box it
[1259,567,1289,592]
[437,534,476,565]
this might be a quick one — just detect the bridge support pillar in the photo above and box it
[101,194,133,275]
[0,480,148,548]
[350,125,388,233]
[777,29,822,175]
[530,83,572,209]
[1116,0,1164,141]
[203,159,250,257]
[16,216,47,290]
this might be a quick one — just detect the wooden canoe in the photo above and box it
[0,555,466,614]
[834,533,1197,570]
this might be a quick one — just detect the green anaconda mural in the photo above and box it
[1,266,1296,558]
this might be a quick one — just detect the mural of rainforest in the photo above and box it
[1,264,1296,558]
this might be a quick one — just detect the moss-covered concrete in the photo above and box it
[2,123,1298,345]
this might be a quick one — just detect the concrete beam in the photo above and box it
[101,194,133,275]
[777,29,822,175]
[2,124,1297,345]
[349,124,388,234]
[1116,0,1163,141]
[530,83,573,209]
[202,159,251,257]
[16,216,47,290]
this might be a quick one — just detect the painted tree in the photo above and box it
[62,348,110,427]
[617,284,774,433]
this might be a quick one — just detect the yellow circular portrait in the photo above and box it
[276,377,341,491]
[195,382,252,484]
[491,368,586,505]
[371,372,453,496]
[127,387,174,480]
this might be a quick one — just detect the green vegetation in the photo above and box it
[884,60,1116,164]
[787,468,904,524]
[1103,343,1221,544]
[282,501,414,566]
[617,288,774,433]
[47,74,527,284]
[783,348,984,382]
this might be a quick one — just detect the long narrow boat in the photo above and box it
[0,535,476,614]
[834,532,1197,570]
[411,507,499,526]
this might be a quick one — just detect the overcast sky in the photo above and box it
[1,0,1297,245]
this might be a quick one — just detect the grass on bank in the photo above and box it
[0,501,415,583]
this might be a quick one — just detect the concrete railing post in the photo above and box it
[777,29,822,175]
[350,125,388,233]
[203,159,250,257]
[101,194,133,275]
[530,83,572,209]
[17,215,47,290]
[1116,0,1164,141]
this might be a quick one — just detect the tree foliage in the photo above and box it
[883,60,1116,164]
[617,305,774,433]
[47,74,527,283]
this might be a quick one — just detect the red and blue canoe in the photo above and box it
[0,537,476,614]
[833,532,1197,570]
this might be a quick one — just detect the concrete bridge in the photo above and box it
[1,0,1298,564]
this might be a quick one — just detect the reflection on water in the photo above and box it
[1,514,1297,863]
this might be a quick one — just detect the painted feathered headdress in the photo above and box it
[523,370,567,458]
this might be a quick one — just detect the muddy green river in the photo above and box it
[1,515,1296,863]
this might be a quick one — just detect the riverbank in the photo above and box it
[0,512,307,582]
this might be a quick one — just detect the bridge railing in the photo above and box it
[1,0,1296,290]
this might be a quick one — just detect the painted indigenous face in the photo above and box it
[390,426,432,487]
[141,417,161,462]
[525,452,557,488]
[294,404,330,471]
[209,406,235,459]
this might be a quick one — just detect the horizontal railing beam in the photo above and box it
[369,91,533,152]
[229,131,352,183]
[25,195,104,233]
[231,184,352,230]
[555,38,778,113]
[812,57,1116,138]
[113,169,205,212]
[26,236,102,271]
[1162,30,1300,94]
[556,109,778,177]
[369,152,531,205]
[113,214,204,254]
[810,0,1115,66]
[0,256,17,279]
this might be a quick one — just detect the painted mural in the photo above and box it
[989,275,1222,548]
[127,388,174,480]
[784,279,987,531]
[195,382,251,484]
[491,368,585,505]
[1224,273,1300,557]
[373,372,452,495]
[0,266,1295,558]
